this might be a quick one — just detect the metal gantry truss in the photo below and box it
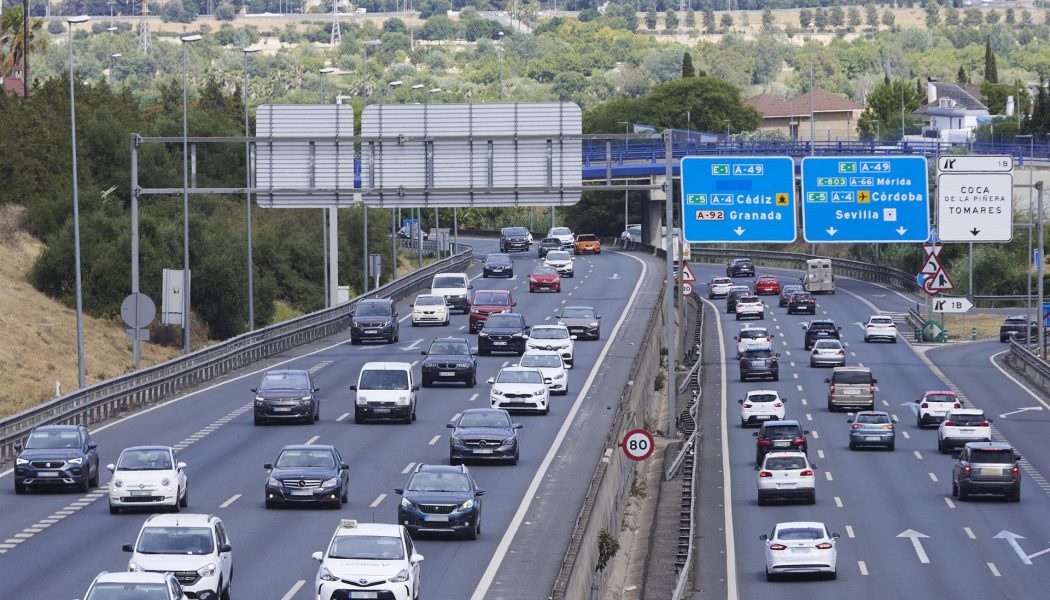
[331,0,341,45]
[139,3,151,55]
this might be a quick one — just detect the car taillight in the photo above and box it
[759,471,773,478]
[815,543,833,550]
[792,437,806,445]
[851,424,863,430]
[978,422,990,427]
[870,384,875,393]
[758,439,772,447]
[1013,466,1020,479]
[773,402,783,407]
[920,402,929,408]
[837,351,845,356]
[743,403,753,408]
[800,469,814,477]
[953,403,962,409]
[882,424,894,430]
[944,421,956,427]
[830,384,836,394]
[769,544,787,551]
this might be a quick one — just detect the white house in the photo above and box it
[909,80,989,143]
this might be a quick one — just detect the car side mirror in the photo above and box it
[176,462,187,470]
[513,423,523,429]
[348,385,357,391]
[411,385,420,392]
[986,418,993,423]
[340,463,349,470]
[838,326,843,331]
[950,448,962,458]
[759,534,768,541]
[597,315,602,319]
[737,399,744,405]
[313,387,321,393]
[872,378,879,384]
[752,432,759,437]
[410,553,425,564]
[468,284,474,289]
[554,313,561,318]
[512,302,517,307]
[810,463,818,469]
[264,463,273,470]
[14,443,21,451]
[122,543,134,552]
[409,304,414,307]
[250,387,258,393]
[312,551,324,562]
[824,378,831,384]
[753,465,760,471]
[394,488,404,495]
[421,351,428,356]
[831,533,841,540]
[1015,453,1023,460]
[804,430,810,436]
[446,423,456,429]
[476,489,486,496]
[487,377,496,384]
[106,463,116,472]
[219,544,233,553]
[87,443,98,450]
[775,352,781,357]
[846,419,854,424]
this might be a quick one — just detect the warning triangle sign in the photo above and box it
[680,263,696,282]
[924,268,955,292]
[920,254,941,275]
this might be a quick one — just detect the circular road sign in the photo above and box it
[682,282,693,296]
[622,428,655,461]
[120,292,157,329]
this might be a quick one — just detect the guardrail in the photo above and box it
[0,245,474,466]
[1007,337,1050,390]
[690,248,920,292]
[665,359,701,482]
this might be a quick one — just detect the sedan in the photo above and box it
[519,350,569,395]
[447,408,522,465]
[786,291,816,314]
[779,285,803,307]
[847,411,895,450]
[754,276,781,295]
[756,451,816,505]
[529,265,562,293]
[251,369,320,425]
[556,305,601,340]
[708,277,734,299]
[761,522,839,580]
[264,445,349,509]
[482,253,514,278]
[809,339,846,368]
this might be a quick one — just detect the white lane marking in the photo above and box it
[858,560,869,576]
[825,471,833,481]
[928,473,939,482]
[305,435,320,445]
[845,525,855,538]
[945,497,956,509]
[805,413,813,421]
[902,431,911,439]
[796,385,803,392]
[834,496,843,508]
[459,325,466,331]
[336,412,349,422]
[452,412,461,421]
[811,431,819,439]
[988,562,1001,577]
[410,360,419,367]
[817,449,825,459]
[989,350,1050,411]
[793,373,799,379]
[964,527,976,540]
[280,580,306,600]
[789,361,795,367]
[501,361,510,368]
[882,400,890,406]
[913,450,923,460]
[219,494,241,508]
[850,351,857,357]
[469,393,479,401]
[402,463,416,474]
[784,350,791,356]
[801,399,808,406]
[308,360,333,374]
[428,435,441,445]
[370,494,387,508]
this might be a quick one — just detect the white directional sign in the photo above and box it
[937,155,1013,242]
[932,297,973,313]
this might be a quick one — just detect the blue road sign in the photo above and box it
[1043,302,1050,328]
[800,156,930,243]
[679,156,797,244]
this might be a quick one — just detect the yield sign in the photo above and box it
[680,263,696,282]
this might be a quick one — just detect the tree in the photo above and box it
[984,38,998,84]
[865,4,879,29]
[957,65,969,84]
[963,8,983,27]
[682,51,695,78]
[214,1,235,20]
[685,8,696,28]
[645,8,657,31]
[702,8,715,33]
[720,12,733,30]
[418,0,452,19]
[1005,7,1015,24]
[881,8,895,29]
[1022,9,1033,27]
[924,0,940,28]
[762,7,773,27]
[417,14,461,40]
[799,8,812,30]
[856,78,923,141]
[848,6,861,29]
[665,9,678,31]
[829,6,844,29]
[814,7,828,31]
[944,6,959,26]
[0,6,46,81]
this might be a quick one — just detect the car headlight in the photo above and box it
[319,565,338,582]
[479,331,489,337]
[400,497,414,509]
[471,308,481,314]
[268,476,280,487]
[533,389,546,397]
[351,320,361,327]
[68,457,84,465]
[114,479,124,488]
[161,478,171,487]
[457,498,475,511]
[128,561,142,572]
[451,436,464,445]
[555,372,566,380]
[16,458,28,466]
[255,396,265,403]
[512,333,523,338]
[590,322,599,328]
[492,388,504,396]
[388,569,411,583]
[455,363,470,369]
[322,478,338,488]
[197,563,216,577]
[300,396,312,402]
[502,437,516,445]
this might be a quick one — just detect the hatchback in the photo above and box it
[738,390,786,427]
[756,452,817,505]
[787,291,816,314]
[779,284,803,307]
[847,411,895,450]
[755,276,781,295]
[938,409,992,452]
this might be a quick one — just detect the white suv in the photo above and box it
[543,250,575,277]
[525,324,576,367]
[124,513,232,600]
[915,390,962,428]
[757,451,816,505]
[351,362,419,424]
[938,409,992,453]
[547,226,576,248]
[81,571,191,600]
[735,325,773,357]
[864,315,898,343]
[108,446,187,514]
[735,296,765,321]
[312,519,423,600]
[519,350,570,395]
[488,367,550,414]
[738,390,786,427]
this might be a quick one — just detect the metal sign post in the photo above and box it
[664,130,677,441]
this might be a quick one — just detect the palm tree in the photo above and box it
[0,6,47,81]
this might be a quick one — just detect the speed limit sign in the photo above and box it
[622,428,655,461]
[682,282,693,296]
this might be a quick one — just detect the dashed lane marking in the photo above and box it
[370,494,387,508]
[305,435,320,445]
[280,581,306,600]
[902,431,911,439]
[428,435,441,445]
[825,471,833,481]
[988,563,1001,577]
[945,497,956,509]
[817,450,825,459]
[402,463,416,474]
[336,412,349,422]
[834,496,843,508]
[469,393,479,402]
[220,494,241,508]
[928,473,938,482]
[858,561,868,576]
[845,525,855,538]
[965,527,976,540]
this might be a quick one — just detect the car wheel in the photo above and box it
[772,373,779,382]
[15,482,26,495]
[109,503,120,514]
[951,480,959,497]
[810,360,816,368]
[849,441,857,451]
[938,438,947,453]
[469,375,477,388]
[342,489,349,504]
[412,402,417,422]
[740,373,747,382]
[354,409,365,424]
[265,499,277,509]
[1010,488,1021,502]
[741,418,748,428]
[80,475,91,493]
[765,570,776,582]
[221,577,231,600]
[350,337,360,345]
[465,520,479,540]
[314,406,320,422]
[411,320,417,327]
[958,484,970,501]
[807,493,816,505]
[254,414,265,426]
[89,468,100,488]
[916,416,924,429]
[444,317,450,326]
[172,495,181,513]
[179,486,188,508]
[543,404,550,415]
[510,451,519,466]
[887,442,895,451]
[757,495,766,506]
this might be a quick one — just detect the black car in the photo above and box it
[754,420,809,464]
[726,286,751,313]
[447,408,522,465]
[556,305,601,340]
[537,237,562,259]
[727,258,755,278]
[14,425,100,493]
[483,253,514,278]
[478,312,529,355]
[421,337,478,387]
[787,291,817,314]
[500,227,532,253]
[395,464,486,540]
[1000,316,1039,343]
[779,285,804,307]
[952,442,1021,501]
[252,369,320,425]
[350,298,400,344]
[803,320,842,350]
[740,347,780,382]
[264,445,348,509]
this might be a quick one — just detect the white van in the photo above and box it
[349,362,418,424]
[803,258,835,294]
[431,272,472,314]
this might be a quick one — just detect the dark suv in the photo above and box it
[478,313,529,355]
[1000,316,1039,343]
[264,444,348,509]
[483,253,514,278]
[740,347,780,382]
[754,420,809,464]
[726,286,751,313]
[421,337,478,387]
[787,291,816,314]
[952,442,1021,502]
[395,464,486,540]
[803,319,841,350]
[447,408,522,465]
[14,425,100,493]
[500,227,532,253]
[350,298,399,344]
[252,369,320,425]
[727,258,755,278]
[537,237,562,259]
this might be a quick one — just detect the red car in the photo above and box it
[529,265,562,293]
[469,289,516,333]
[754,276,781,295]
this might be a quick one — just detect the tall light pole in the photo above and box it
[618,121,631,233]
[319,67,335,304]
[243,47,260,329]
[68,15,90,389]
[1019,133,1036,344]
[108,52,121,91]
[498,31,505,101]
[319,67,335,103]
[180,34,202,354]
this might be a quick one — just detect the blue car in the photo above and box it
[395,464,485,540]
[847,411,896,451]
[15,425,100,493]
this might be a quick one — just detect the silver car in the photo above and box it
[847,411,895,451]
[809,339,845,368]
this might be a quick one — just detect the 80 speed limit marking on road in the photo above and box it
[622,428,655,461]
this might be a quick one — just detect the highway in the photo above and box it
[0,239,661,600]
[692,262,1050,599]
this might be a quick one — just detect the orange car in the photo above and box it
[574,234,602,254]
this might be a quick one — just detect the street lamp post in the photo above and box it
[498,31,505,101]
[319,67,335,303]
[243,47,260,330]
[723,118,731,141]
[618,121,631,234]
[180,34,202,354]
[68,15,90,389]
[1019,133,1036,345]
[108,52,121,91]
[411,83,424,103]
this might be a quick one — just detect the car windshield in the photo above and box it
[783,286,802,293]
[747,394,779,403]
[276,449,335,469]
[759,277,777,283]
[433,275,466,288]
[744,350,774,359]
[458,412,512,428]
[733,259,752,265]
[792,293,812,301]
[542,238,560,245]
[925,394,956,403]
[970,449,1014,463]
[740,330,768,340]
[329,535,405,560]
[407,471,472,492]
[415,296,444,306]
[765,456,807,470]
[813,341,841,350]
[86,583,171,600]
[738,297,760,304]
[950,413,987,425]
[25,430,81,449]
[497,370,543,384]
[547,252,571,261]
[484,315,520,328]
[869,318,894,325]
[855,413,890,424]
[356,303,391,317]
[1005,318,1027,325]
[136,527,214,555]
[117,449,172,471]
[763,425,800,438]
[533,267,558,276]
[810,323,837,331]
[832,371,871,384]
[504,228,528,236]
[550,227,571,236]
[359,370,409,390]
[428,341,469,355]
[711,278,732,285]
[562,308,594,319]
[487,255,512,264]
[260,372,310,391]
[474,292,511,305]
[777,527,824,541]
[520,354,563,368]
[577,234,597,242]
[531,327,568,340]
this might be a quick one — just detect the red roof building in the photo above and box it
[744,87,863,142]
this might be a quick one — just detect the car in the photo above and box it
[754,276,781,295]
[809,339,846,368]
[529,265,562,293]
[547,226,576,249]
[999,315,1039,342]
[802,319,841,350]
[447,408,522,465]
[350,298,400,344]
[734,295,765,320]
[938,409,992,453]
[727,258,755,278]
[107,446,188,514]
[847,411,896,451]
[81,571,194,600]
[263,444,348,509]
[915,390,963,428]
[431,272,472,314]
[410,293,450,327]
[396,225,429,241]
[519,350,569,395]
[14,424,99,494]
[738,390,786,427]
[864,315,898,343]
[123,513,231,600]
[312,519,423,600]
[756,451,816,505]
[621,223,642,243]
[779,284,803,307]
[735,325,773,357]
[421,337,477,387]
[824,366,876,412]
[478,312,530,355]
[395,464,485,540]
[556,305,601,340]
[708,276,734,299]
[740,347,780,382]
[725,286,751,313]
[469,289,516,333]
[786,291,816,314]
[951,442,1021,501]
[761,521,839,580]
[754,420,809,464]
[251,369,320,426]
[350,362,418,424]
[543,250,575,277]
[482,253,515,278]
[525,324,576,367]
[499,226,532,253]
[574,233,602,254]
[487,366,550,414]
[537,237,563,258]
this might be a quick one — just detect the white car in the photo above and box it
[518,350,569,395]
[430,272,472,314]
[82,571,191,600]
[525,324,576,367]
[735,325,773,357]
[757,451,816,505]
[761,521,839,580]
[312,520,423,600]
[411,294,450,327]
[543,250,575,277]
[809,339,846,368]
[864,315,898,343]
[735,296,765,321]
[938,409,992,452]
[487,367,550,414]
[708,277,734,299]
[125,513,232,600]
[547,226,575,248]
[916,390,962,428]
[351,362,418,424]
[738,390,786,427]
[108,446,188,514]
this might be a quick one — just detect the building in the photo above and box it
[910,80,989,143]
[743,88,864,142]
[2,76,26,97]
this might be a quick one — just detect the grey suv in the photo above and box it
[350,298,399,344]
[951,442,1021,502]
[825,367,876,412]
[500,227,532,253]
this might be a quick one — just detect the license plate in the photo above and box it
[365,329,378,334]
[981,467,1005,475]
[272,407,292,413]
[865,436,882,442]
[374,408,391,414]
[959,428,974,433]
[350,592,379,599]
[36,471,59,478]
[493,341,507,346]
[777,483,796,488]
[439,372,456,377]
[473,449,494,455]
[289,490,312,496]
[845,389,861,395]
[790,548,810,554]
[130,490,152,496]
[424,514,449,522]
[773,440,790,447]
